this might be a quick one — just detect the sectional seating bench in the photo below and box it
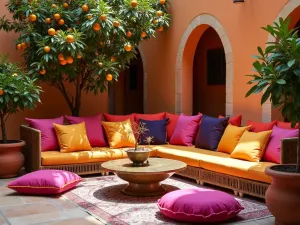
[20,125,297,199]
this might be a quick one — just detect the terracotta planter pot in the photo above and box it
[0,140,25,178]
[265,165,300,225]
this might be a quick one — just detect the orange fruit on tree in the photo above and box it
[159,0,166,4]
[48,28,56,36]
[67,28,73,32]
[16,44,22,50]
[99,41,104,46]
[126,31,132,38]
[58,19,65,25]
[125,44,132,52]
[45,18,51,24]
[93,23,101,31]
[140,31,147,38]
[58,53,65,61]
[40,69,46,75]
[157,26,164,32]
[54,13,61,20]
[86,15,92,20]
[29,14,37,22]
[111,56,116,62]
[100,14,107,21]
[56,30,62,34]
[131,0,138,7]
[157,10,163,17]
[77,54,82,59]
[82,4,88,12]
[51,3,57,8]
[60,60,67,65]
[0,90,4,95]
[106,74,113,81]
[44,46,51,53]
[66,35,74,43]
[63,3,69,8]
[21,42,27,49]
[66,56,74,64]
[113,21,120,27]
[153,19,158,25]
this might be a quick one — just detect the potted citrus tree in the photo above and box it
[0,54,41,178]
[246,17,300,224]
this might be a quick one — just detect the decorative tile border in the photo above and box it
[262,0,300,122]
[175,14,233,116]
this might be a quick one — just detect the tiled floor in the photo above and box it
[0,175,275,225]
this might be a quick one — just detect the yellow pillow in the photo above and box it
[53,122,91,153]
[230,130,272,162]
[102,119,136,148]
[217,124,251,154]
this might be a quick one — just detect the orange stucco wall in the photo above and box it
[1,0,299,140]
[193,27,225,117]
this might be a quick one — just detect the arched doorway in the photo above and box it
[269,5,300,122]
[175,14,233,116]
[193,27,226,116]
[262,3,300,122]
[108,51,144,115]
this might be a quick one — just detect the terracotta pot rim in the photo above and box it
[266,165,300,179]
[0,140,25,148]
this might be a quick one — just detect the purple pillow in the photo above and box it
[157,189,243,223]
[25,117,64,151]
[7,170,81,195]
[139,119,169,145]
[65,114,107,147]
[169,114,202,146]
[195,115,229,151]
[263,125,298,163]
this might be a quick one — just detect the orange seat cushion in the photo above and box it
[41,146,158,166]
[53,122,91,153]
[217,124,251,154]
[231,130,272,162]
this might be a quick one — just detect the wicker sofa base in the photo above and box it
[38,163,268,199]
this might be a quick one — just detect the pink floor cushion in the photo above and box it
[157,189,244,223]
[7,170,82,195]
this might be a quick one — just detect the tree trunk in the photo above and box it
[296,126,300,173]
[0,114,7,143]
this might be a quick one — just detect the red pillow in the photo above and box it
[103,113,135,124]
[165,113,180,141]
[277,121,299,129]
[135,112,166,122]
[170,114,202,146]
[219,115,242,127]
[247,120,277,132]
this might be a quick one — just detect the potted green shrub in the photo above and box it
[246,17,300,224]
[0,54,41,178]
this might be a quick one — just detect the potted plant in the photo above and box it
[246,17,300,224]
[125,121,154,166]
[0,54,41,178]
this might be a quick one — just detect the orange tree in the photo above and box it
[0,0,170,116]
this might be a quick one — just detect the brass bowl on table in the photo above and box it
[125,148,151,166]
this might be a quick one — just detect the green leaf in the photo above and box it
[287,59,295,67]
[261,86,272,105]
[294,68,300,76]
[276,79,286,84]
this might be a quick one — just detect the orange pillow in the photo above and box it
[217,124,251,154]
[102,119,136,148]
[53,122,91,153]
[230,130,272,162]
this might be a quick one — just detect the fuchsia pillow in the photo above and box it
[158,189,243,223]
[25,117,64,151]
[165,113,180,141]
[247,120,277,132]
[7,170,82,195]
[263,126,298,163]
[169,114,202,146]
[65,114,107,147]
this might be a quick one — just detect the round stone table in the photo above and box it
[101,158,187,197]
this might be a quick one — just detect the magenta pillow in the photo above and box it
[65,114,107,147]
[158,189,243,223]
[25,117,64,151]
[263,125,298,163]
[169,114,202,146]
[7,170,82,195]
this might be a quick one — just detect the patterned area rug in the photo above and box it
[63,175,271,225]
